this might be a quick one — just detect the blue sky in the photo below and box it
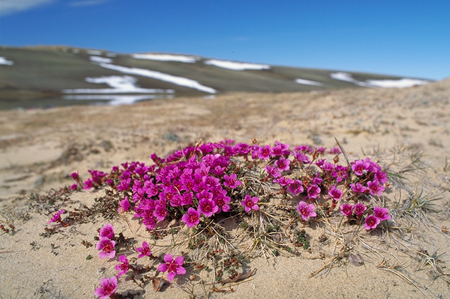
[0,0,449,80]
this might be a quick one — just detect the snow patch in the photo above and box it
[295,78,323,86]
[90,56,112,64]
[330,72,427,88]
[330,72,371,87]
[366,78,429,88]
[97,63,216,93]
[0,57,14,65]
[204,59,270,71]
[63,76,174,94]
[132,53,198,63]
[63,94,172,106]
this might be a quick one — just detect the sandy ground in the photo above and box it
[1,79,450,298]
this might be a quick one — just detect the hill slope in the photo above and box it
[0,45,430,108]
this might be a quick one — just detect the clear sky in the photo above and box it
[0,0,449,80]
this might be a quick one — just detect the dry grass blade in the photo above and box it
[377,260,429,298]
[334,137,350,167]
[308,256,339,278]
[219,268,257,285]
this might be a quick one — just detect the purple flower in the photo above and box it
[211,165,226,176]
[153,204,167,222]
[274,157,290,172]
[307,184,321,199]
[198,198,219,217]
[95,276,117,299]
[84,178,94,189]
[158,254,186,281]
[293,152,311,164]
[351,160,369,176]
[99,223,114,240]
[332,166,348,182]
[364,215,380,230]
[271,141,290,156]
[350,182,368,194]
[297,201,316,221]
[117,178,131,192]
[118,196,131,213]
[340,204,353,217]
[241,195,259,212]
[70,183,78,190]
[353,203,367,216]
[143,216,156,231]
[328,185,343,201]
[287,180,304,196]
[312,175,323,185]
[181,192,193,206]
[315,146,327,154]
[136,241,152,258]
[329,147,341,154]
[223,173,242,189]
[367,181,384,196]
[196,190,213,202]
[257,145,272,160]
[374,170,388,184]
[96,239,116,259]
[265,165,281,178]
[321,162,334,172]
[169,194,183,207]
[274,176,294,187]
[203,176,220,188]
[215,195,231,212]
[181,208,201,228]
[294,145,313,154]
[373,206,391,221]
[71,171,80,181]
[47,209,66,224]
[115,255,129,277]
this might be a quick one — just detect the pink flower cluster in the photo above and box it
[350,158,388,196]
[364,207,391,230]
[96,223,116,259]
[81,140,389,235]
[84,169,108,189]
[340,203,367,217]
[75,140,393,298]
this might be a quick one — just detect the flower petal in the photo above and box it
[174,256,184,265]
[158,263,168,272]
[167,271,176,281]
[164,253,173,263]
[176,266,186,275]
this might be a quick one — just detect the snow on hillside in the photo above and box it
[97,63,216,93]
[63,94,171,105]
[330,72,428,88]
[330,72,371,87]
[204,59,270,71]
[366,78,428,88]
[0,57,14,65]
[132,53,198,63]
[295,78,323,86]
[63,76,174,94]
[90,56,112,64]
